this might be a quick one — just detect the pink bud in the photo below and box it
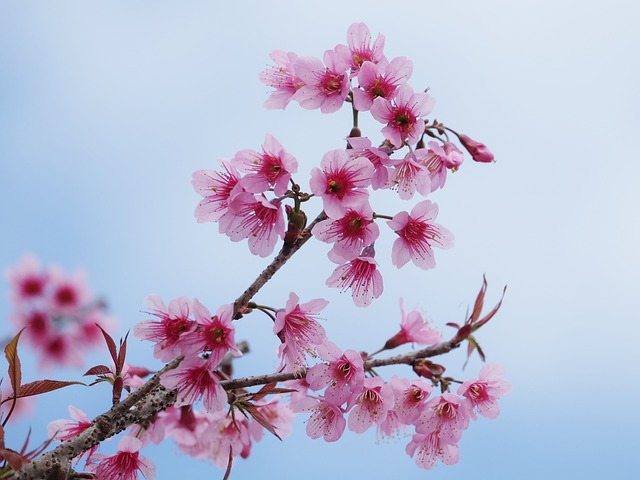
[458,134,494,163]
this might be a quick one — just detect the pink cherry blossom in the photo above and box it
[87,436,155,480]
[457,363,511,419]
[346,136,392,190]
[48,405,96,461]
[416,393,471,444]
[305,397,347,442]
[347,376,394,434]
[353,57,412,111]
[293,49,350,113]
[307,342,365,406]
[384,299,442,349]
[336,22,386,77]
[389,376,433,425]
[309,149,373,219]
[179,301,241,368]
[192,160,244,229]
[232,134,298,196]
[47,266,90,315]
[274,292,329,372]
[259,50,304,110]
[133,295,196,362]
[370,84,435,148]
[311,203,380,263]
[418,141,464,192]
[160,356,227,413]
[248,399,295,442]
[225,193,285,257]
[387,149,432,199]
[326,245,384,308]
[388,200,454,270]
[406,431,459,470]
[197,410,252,468]
[5,254,48,303]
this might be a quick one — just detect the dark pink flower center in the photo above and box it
[21,277,44,296]
[319,71,344,94]
[55,286,77,306]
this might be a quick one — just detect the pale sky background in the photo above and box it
[1,1,639,479]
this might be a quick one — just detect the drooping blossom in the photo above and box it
[304,397,347,442]
[248,399,296,442]
[311,203,380,263]
[309,149,373,219]
[415,393,471,444]
[293,49,350,113]
[191,160,244,229]
[353,57,412,111]
[386,150,431,200]
[179,301,241,368]
[326,245,384,308]
[388,200,454,270]
[347,376,395,434]
[232,134,298,196]
[406,431,459,470]
[370,84,435,148]
[389,376,433,425]
[197,409,252,468]
[87,436,155,480]
[457,133,494,163]
[457,363,511,419]
[133,295,196,362]
[383,299,441,350]
[225,193,285,257]
[274,292,329,372]
[336,22,386,77]
[259,50,304,110]
[306,341,365,407]
[418,141,464,192]
[346,136,393,190]
[160,356,227,413]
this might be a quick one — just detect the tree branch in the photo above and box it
[13,338,458,479]
[233,211,327,317]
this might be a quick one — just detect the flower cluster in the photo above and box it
[4,22,506,480]
[194,23,492,309]
[5,255,114,369]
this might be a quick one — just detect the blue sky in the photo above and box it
[1,1,639,478]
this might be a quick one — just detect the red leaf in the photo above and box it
[4,329,26,395]
[473,285,507,331]
[15,380,85,399]
[116,331,129,373]
[84,365,112,376]
[244,404,282,440]
[0,446,25,470]
[469,275,488,324]
[96,324,118,366]
[251,382,278,402]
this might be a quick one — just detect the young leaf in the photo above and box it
[84,365,112,376]
[96,324,118,366]
[15,380,86,399]
[4,329,26,396]
[243,404,282,441]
